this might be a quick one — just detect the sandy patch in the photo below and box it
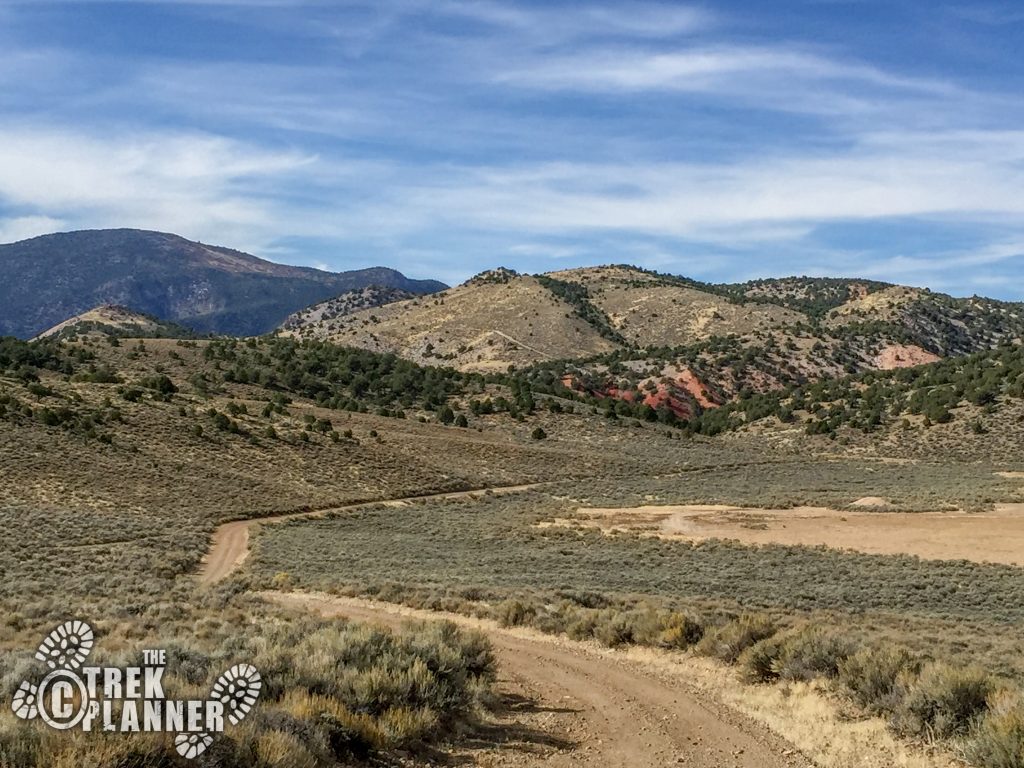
[849,496,893,508]
[559,503,1024,566]
[872,344,940,370]
[995,471,1024,479]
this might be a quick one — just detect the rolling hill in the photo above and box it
[0,229,446,338]
[281,264,1024,431]
[285,264,1024,373]
[544,265,805,347]
[282,268,620,371]
[33,304,194,341]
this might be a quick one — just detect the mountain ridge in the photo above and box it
[0,228,447,338]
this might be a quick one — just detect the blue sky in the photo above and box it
[1,1,1023,295]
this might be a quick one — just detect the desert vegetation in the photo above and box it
[0,587,496,767]
[2,327,1024,765]
[242,471,1024,766]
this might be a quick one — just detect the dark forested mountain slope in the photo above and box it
[0,229,446,337]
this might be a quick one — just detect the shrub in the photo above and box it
[963,691,1024,768]
[565,612,600,642]
[139,374,177,395]
[254,729,318,768]
[737,623,852,684]
[121,387,143,402]
[894,663,995,741]
[739,634,787,683]
[496,598,537,627]
[839,645,920,715]
[593,611,640,647]
[0,720,43,767]
[374,706,440,748]
[551,605,704,650]
[773,627,854,681]
[656,611,704,650]
[696,614,777,664]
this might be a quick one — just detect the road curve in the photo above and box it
[264,591,814,768]
[197,483,546,584]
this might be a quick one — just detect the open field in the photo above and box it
[244,487,1024,628]
[199,483,546,583]
[549,501,1024,565]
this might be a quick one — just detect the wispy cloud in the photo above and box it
[497,46,951,94]
[435,1,712,41]
[354,131,1024,238]
[0,215,67,244]
[1,1,1024,294]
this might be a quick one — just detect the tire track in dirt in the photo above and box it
[263,591,814,768]
[197,483,546,584]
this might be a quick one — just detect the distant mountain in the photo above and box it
[0,229,447,338]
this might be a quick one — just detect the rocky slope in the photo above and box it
[281,286,419,337]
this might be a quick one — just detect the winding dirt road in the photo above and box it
[200,488,812,766]
[197,483,545,584]
[265,591,813,768]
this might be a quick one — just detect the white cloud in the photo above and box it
[5,121,1024,288]
[0,127,314,252]
[0,215,67,244]
[861,238,1024,280]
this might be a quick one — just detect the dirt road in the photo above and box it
[265,591,813,768]
[197,483,545,584]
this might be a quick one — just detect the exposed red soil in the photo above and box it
[560,367,719,420]
[675,368,719,409]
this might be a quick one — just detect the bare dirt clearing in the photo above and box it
[551,503,1024,566]
[264,591,815,768]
